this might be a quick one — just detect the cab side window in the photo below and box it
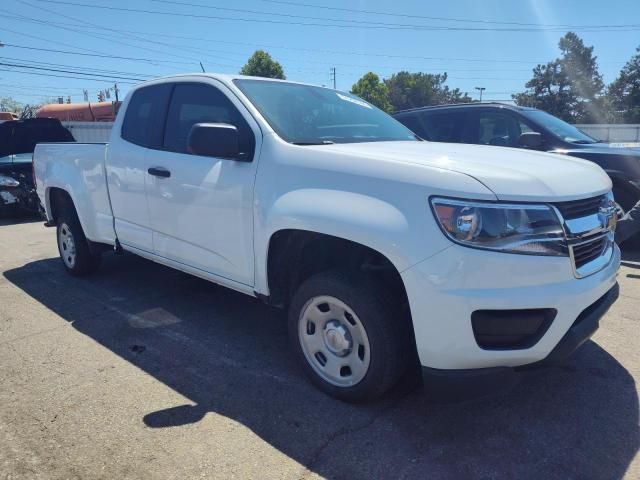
[421,112,467,143]
[121,84,172,148]
[163,83,255,158]
[476,112,523,147]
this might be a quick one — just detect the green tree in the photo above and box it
[0,96,22,114]
[383,72,471,112]
[607,46,640,123]
[351,72,392,112]
[240,50,285,79]
[513,32,605,123]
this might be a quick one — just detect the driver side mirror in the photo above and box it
[518,131,544,149]
[187,123,246,160]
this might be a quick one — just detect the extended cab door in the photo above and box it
[145,80,261,287]
[106,83,172,252]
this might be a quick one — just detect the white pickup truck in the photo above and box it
[34,74,620,402]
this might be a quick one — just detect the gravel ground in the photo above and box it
[0,218,638,480]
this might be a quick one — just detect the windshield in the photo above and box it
[234,79,418,145]
[0,153,32,164]
[522,110,597,144]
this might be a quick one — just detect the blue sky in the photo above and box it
[1,0,639,105]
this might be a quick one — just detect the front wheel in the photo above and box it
[56,206,101,276]
[289,270,412,402]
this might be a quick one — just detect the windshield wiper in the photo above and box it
[571,140,596,144]
[292,140,335,145]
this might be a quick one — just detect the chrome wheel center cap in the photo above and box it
[323,320,352,356]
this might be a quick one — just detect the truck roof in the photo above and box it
[135,73,325,90]
[394,103,538,115]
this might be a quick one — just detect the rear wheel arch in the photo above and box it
[51,189,102,275]
[47,187,74,223]
[265,229,420,379]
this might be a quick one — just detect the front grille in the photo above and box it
[572,236,608,269]
[553,195,604,220]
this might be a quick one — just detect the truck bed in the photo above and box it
[34,142,116,245]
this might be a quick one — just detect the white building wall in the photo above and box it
[575,124,640,144]
[61,121,114,143]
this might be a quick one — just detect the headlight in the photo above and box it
[430,197,566,256]
[0,175,20,188]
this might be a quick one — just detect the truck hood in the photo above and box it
[313,141,611,202]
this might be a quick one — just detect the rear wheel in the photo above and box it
[289,270,412,402]
[56,203,101,276]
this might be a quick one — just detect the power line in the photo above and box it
[1,43,194,67]
[0,81,81,91]
[151,0,594,32]
[256,0,640,29]
[0,67,138,84]
[1,54,530,83]
[0,55,156,79]
[0,62,145,82]
[0,25,115,57]
[0,19,535,77]
[4,8,243,69]
[32,0,640,32]
[4,12,628,67]
[9,4,212,66]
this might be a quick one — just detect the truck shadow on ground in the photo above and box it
[0,215,42,227]
[5,254,639,479]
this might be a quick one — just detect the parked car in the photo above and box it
[34,75,619,402]
[0,118,75,216]
[394,103,640,212]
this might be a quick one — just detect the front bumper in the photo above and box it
[523,282,619,368]
[401,243,620,370]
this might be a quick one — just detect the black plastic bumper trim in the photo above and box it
[521,282,619,369]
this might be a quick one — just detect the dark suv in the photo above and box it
[394,103,640,212]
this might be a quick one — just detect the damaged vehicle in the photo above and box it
[0,118,75,217]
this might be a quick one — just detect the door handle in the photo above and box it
[148,167,171,178]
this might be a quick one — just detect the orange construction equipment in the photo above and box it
[0,112,19,121]
[36,101,121,122]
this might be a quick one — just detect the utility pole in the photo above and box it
[113,82,119,102]
[475,86,486,102]
[330,67,336,89]
[83,89,89,102]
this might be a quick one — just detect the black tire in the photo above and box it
[288,269,413,402]
[56,199,101,276]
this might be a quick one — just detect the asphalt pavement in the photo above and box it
[0,218,638,479]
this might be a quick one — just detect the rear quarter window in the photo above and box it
[121,84,172,148]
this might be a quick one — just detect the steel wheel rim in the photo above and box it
[58,222,77,268]
[298,295,371,387]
